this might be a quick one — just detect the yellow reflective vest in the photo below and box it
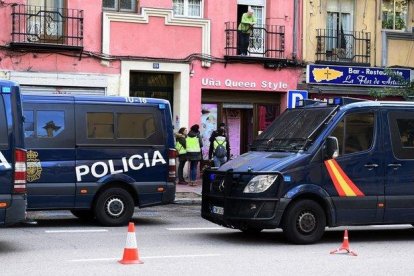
[175,141,187,155]
[186,136,201,153]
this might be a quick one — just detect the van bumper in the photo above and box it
[201,170,289,230]
[0,194,27,227]
[162,181,176,203]
[202,195,290,230]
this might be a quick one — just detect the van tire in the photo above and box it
[71,210,95,221]
[94,187,135,226]
[282,199,326,244]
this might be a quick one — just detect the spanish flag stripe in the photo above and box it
[324,160,346,196]
[331,159,365,196]
[328,160,357,196]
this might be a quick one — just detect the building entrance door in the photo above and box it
[223,107,253,158]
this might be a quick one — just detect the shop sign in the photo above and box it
[201,78,288,91]
[306,64,411,87]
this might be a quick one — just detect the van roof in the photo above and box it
[22,94,170,105]
[0,79,19,92]
[339,100,414,111]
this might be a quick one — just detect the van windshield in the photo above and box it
[251,107,336,152]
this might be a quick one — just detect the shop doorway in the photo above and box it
[223,106,254,158]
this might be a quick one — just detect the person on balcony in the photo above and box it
[237,6,256,56]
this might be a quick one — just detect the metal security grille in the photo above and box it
[11,4,83,50]
[316,29,371,65]
[224,22,285,58]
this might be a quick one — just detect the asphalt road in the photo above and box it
[1,204,414,276]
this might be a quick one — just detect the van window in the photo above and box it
[0,96,8,146]
[24,106,74,149]
[37,111,65,138]
[331,112,375,155]
[23,110,35,138]
[24,110,65,138]
[117,113,155,139]
[87,112,114,139]
[78,105,164,146]
[389,111,414,159]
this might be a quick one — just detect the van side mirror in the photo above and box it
[325,136,339,159]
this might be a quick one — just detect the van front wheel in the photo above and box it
[282,199,326,244]
[94,187,135,226]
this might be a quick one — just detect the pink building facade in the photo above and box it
[0,0,303,158]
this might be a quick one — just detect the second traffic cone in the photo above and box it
[330,229,357,256]
[119,222,144,264]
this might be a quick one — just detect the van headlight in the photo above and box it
[243,175,278,193]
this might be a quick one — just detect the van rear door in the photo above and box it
[384,110,414,223]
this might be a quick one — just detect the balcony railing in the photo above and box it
[224,22,285,59]
[316,29,370,65]
[11,4,83,51]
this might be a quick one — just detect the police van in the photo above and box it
[0,80,27,227]
[22,95,176,226]
[202,97,414,244]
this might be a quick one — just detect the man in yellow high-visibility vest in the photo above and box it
[175,127,188,184]
[186,124,203,186]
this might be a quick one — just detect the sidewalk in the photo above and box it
[174,179,202,205]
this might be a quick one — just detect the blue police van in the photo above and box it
[202,97,414,244]
[22,95,176,226]
[0,80,27,227]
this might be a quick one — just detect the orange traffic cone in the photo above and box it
[119,222,144,264]
[330,229,357,256]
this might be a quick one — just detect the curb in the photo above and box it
[174,198,202,205]
[174,192,202,205]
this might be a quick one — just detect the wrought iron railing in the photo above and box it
[11,4,83,50]
[225,22,285,58]
[316,29,370,65]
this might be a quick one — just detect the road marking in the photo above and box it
[45,229,108,233]
[166,227,225,231]
[68,254,221,262]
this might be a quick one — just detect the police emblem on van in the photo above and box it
[27,150,43,182]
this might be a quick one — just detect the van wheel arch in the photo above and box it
[92,182,138,226]
[92,182,139,208]
[282,194,333,227]
[281,198,326,244]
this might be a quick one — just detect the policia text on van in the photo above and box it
[0,80,27,227]
[22,95,176,226]
[202,97,414,244]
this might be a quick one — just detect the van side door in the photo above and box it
[325,109,384,225]
[74,102,168,208]
[384,110,414,223]
[24,101,76,209]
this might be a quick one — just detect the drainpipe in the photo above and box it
[292,0,299,60]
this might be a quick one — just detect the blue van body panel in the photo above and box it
[0,80,27,226]
[22,94,175,216]
[202,99,414,234]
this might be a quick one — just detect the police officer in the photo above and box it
[186,124,203,186]
[175,127,188,184]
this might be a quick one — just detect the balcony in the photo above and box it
[10,4,83,51]
[316,29,371,66]
[224,22,286,64]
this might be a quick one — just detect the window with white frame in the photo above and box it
[103,0,136,12]
[382,0,408,30]
[173,0,202,17]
